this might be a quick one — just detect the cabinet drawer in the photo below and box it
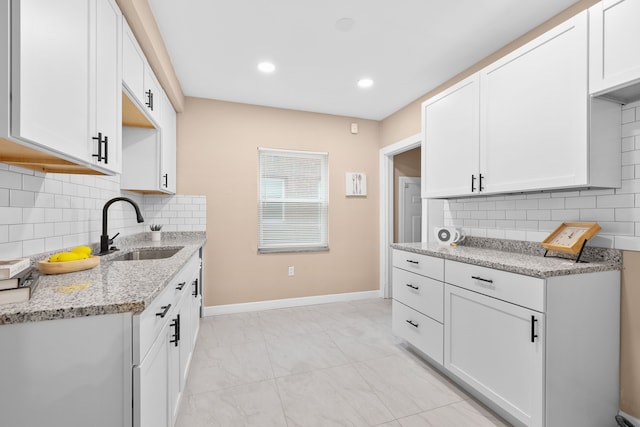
[445,260,545,312]
[134,283,176,364]
[393,267,443,322]
[392,250,444,281]
[392,300,443,365]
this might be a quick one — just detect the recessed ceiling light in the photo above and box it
[258,61,276,73]
[357,78,374,88]
[335,17,355,32]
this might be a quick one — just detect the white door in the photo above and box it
[444,284,545,427]
[398,177,421,243]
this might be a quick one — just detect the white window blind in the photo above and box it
[258,148,329,253]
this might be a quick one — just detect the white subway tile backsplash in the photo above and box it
[0,164,207,258]
[565,196,596,209]
[505,210,527,220]
[527,210,551,221]
[580,208,615,222]
[504,230,527,240]
[600,221,635,236]
[622,107,636,124]
[0,207,23,225]
[538,198,565,209]
[515,199,538,210]
[16,222,33,240]
[0,188,8,206]
[10,190,34,208]
[597,193,635,208]
[615,208,640,222]
[524,193,549,200]
[495,200,516,210]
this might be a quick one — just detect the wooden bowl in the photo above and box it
[38,256,100,275]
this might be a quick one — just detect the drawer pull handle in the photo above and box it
[405,283,419,290]
[156,304,172,318]
[170,314,181,347]
[176,282,186,290]
[471,275,493,284]
[192,278,199,297]
[531,315,538,343]
[406,259,419,264]
[406,319,419,328]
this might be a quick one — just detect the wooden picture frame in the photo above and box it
[540,222,601,255]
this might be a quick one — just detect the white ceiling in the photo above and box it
[147,0,580,120]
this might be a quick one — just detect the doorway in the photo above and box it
[379,134,445,298]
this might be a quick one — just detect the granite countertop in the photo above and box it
[0,232,206,325]
[391,238,622,279]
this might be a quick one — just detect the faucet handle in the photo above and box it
[109,232,120,244]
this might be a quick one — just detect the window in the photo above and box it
[258,148,328,253]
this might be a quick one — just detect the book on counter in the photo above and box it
[0,268,39,305]
[0,258,31,280]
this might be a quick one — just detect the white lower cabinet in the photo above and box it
[391,248,621,427]
[444,284,544,427]
[133,253,201,427]
[134,319,171,427]
[391,252,445,365]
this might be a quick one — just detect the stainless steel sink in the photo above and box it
[111,247,182,261]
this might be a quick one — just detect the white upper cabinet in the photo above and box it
[121,19,176,194]
[422,74,480,198]
[422,10,621,198]
[94,0,122,174]
[122,22,146,110]
[589,0,640,101]
[4,0,121,175]
[479,10,618,194]
[160,91,177,194]
[122,20,161,126]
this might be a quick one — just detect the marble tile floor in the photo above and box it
[175,298,510,427]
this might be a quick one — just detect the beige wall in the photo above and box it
[393,148,421,242]
[177,97,380,306]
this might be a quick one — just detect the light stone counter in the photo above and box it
[0,232,206,324]
[392,237,621,279]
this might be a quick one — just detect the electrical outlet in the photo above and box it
[288,266,295,276]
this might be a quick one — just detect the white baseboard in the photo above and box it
[202,290,382,316]
[619,411,640,426]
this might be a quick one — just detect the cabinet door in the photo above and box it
[134,321,170,427]
[589,0,640,95]
[160,91,177,194]
[444,284,544,427]
[122,21,145,106]
[11,0,91,161]
[422,74,479,198]
[480,11,588,194]
[93,0,121,174]
[168,308,182,426]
